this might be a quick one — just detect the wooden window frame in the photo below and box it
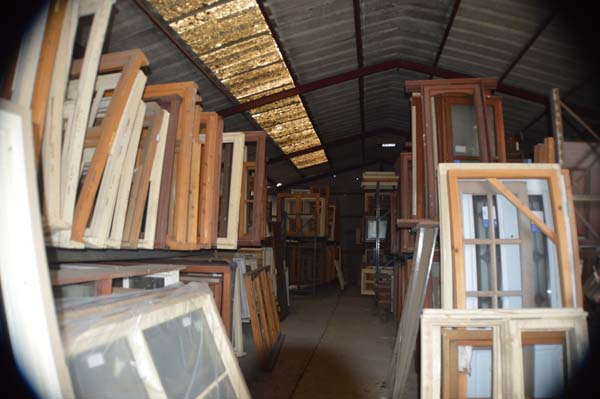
[121,103,170,249]
[438,163,583,309]
[59,283,250,398]
[0,99,74,397]
[40,0,114,234]
[441,329,568,399]
[142,83,201,250]
[276,193,325,237]
[421,308,588,399]
[139,93,181,249]
[69,49,149,242]
[406,78,498,219]
[238,131,267,247]
[216,132,245,250]
[438,94,507,163]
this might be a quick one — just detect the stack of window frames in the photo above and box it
[417,163,588,399]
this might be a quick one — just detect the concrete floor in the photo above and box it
[240,285,419,399]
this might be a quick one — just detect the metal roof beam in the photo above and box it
[282,160,382,189]
[498,10,557,83]
[268,128,407,164]
[432,0,461,70]
[520,73,595,135]
[218,59,594,117]
[257,0,334,172]
[352,0,367,163]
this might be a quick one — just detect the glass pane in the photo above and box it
[496,244,522,291]
[478,297,493,309]
[475,245,492,291]
[452,104,479,156]
[466,347,493,398]
[69,339,147,399]
[471,195,490,239]
[144,310,226,398]
[499,296,522,309]
[528,195,561,308]
[205,376,237,399]
[494,194,519,239]
[523,343,565,398]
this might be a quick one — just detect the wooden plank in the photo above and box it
[106,101,148,248]
[71,50,149,241]
[238,131,267,247]
[11,2,50,106]
[139,93,182,249]
[60,0,113,234]
[0,100,74,397]
[83,73,147,247]
[124,105,165,249]
[50,263,185,286]
[389,226,438,398]
[42,0,79,230]
[244,273,266,366]
[187,107,203,243]
[31,0,67,168]
[198,112,224,248]
[216,132,245,249]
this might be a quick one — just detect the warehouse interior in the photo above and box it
[1,0,599,398]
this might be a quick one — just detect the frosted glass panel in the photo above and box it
[466,347,493,398]
[144,310,226,398]
[452,104,479,156]
[68,339,147,399]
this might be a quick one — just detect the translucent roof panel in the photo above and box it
[148,0,328,168]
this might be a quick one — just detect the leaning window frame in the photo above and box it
[421,308,588,399]
[438,163,582,309]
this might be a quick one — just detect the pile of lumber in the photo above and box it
[3,0,264,251]
[361,171,399,189]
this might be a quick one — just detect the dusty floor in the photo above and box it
[240,285,419,399]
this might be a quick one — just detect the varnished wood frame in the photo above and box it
[406,78,497,219]
[244,266,284,370]
[141,82,201,249]
[238,131,267,247]
[140,93,181,249]
[58,283,250,399]
[276,192,324,237]
[69,49,150,242]
[420,308,588,399]
[121,104,169,249]
[441,329,567,399]
[438,163,582,309]
[216,132,245,250]
[197,112,224,249]
[31,0,67,168]
[438,94,507,163]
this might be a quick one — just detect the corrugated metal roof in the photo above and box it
[438,0,552,77]
[362,0,454,65]
[106,0,599,185]
[146,0,328,168]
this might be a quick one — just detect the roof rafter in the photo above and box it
[431,0,461,71]
[282,160,382,189]
[218,59,595,118]
[256,0,334,172]
[352,0,367,163]
[268,128,407,164]
[498,9,557,83]
[520,73,595,135]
